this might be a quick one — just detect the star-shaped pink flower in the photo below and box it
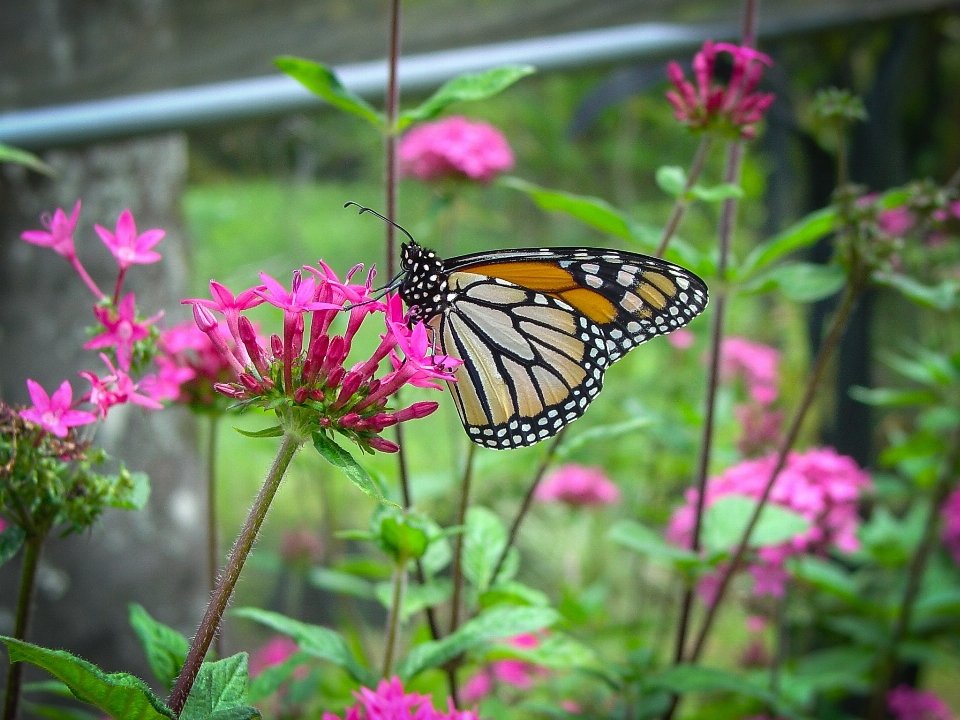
[20,200,81,260]
[19,379,97,437]
[94,209,165,270]
[85,293,158,370]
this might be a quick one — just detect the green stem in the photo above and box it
[382,563,407,678]
[655,135,715,259]
[866,429,960,720]
[2,533,44,720]
[168,433,302,716]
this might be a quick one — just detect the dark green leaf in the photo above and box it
[915,587,960,619]
[873,273,958,310]
[274,57,383,128]
[741,262,846,302]
[737,208,837,280]
[608,520,701,571]
[787,556,861,606]
[557,416,652,460]
[791,646,873,692]
[180,654,260,720]
[312,432,395,506]
[233,425,284,438]
[501,177,633,240]
[232,608,376,687]
[395,606,558,680]
[21,703,101,720]
[646,664,776,704]
[881,349,957,387]
[0,637,174,720]
[248,651,311,703]
[375,579,452,622]
[702,496,810,554]
[307,567,376,599]
[462,507,507,592]
[128,604,189,691]
[485,632,599,671]
[21,681,73,697]
[479,580,550,609]
[398,65,535,128]
[689,182,744,202]
[109,471,151,511]
[0,524,25,567]
[849,386,939,407]
[379,516,429,561]
[655,166,687,197]
[0,143,55,176]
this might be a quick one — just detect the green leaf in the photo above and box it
[0,637,174,720]
[791,646,873,692]
[307,567,376,599]
[689,182,744,202]
[479,580,550,609]
[128,604,189,691]
[737,207,837,280]
[110,471,151,511]
[557,416,652,460]
[180,654,260,720]
[21,704,101,720]
[741,262,846,302]
[274,57,383,128]
[500,177,633,240]
[379,515,429,561]
[247,651,311,703]
[609,520,701,571]
[872,272,959,310]
[231,608,376,687]
[398,65,535,129]
[485,632,599,671]
[0,143,55,176]
[394,606,559,680]
[646,664,776,704]
[462,507,508,593]
[312,432,395,506]
[702,496,810,555]
[655,166,687,197]
[881,349,957,387]
[787,556,861,606]
[234,425,284,438]
[849,386,939,407]
[0,524,25,567]
[375,579,452,622]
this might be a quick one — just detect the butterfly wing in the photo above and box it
[439,248,708,449]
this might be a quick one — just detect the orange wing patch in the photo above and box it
[558,288,618,324]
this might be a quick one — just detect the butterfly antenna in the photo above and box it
[344,201,416,244]
[342,272,405,311]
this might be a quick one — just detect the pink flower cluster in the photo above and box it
[18,202,173,437]
[399,116,514,183]
[151,318,238,408]
[462,634,543,704]
[666,41,775,140]
[183,266,459,453]
[535,464,621,507]
[249,636,306,679]
[323,677,480,720]
[941,486,960,565]
[721,337,783,457]
[877,200,960,247]
[667,447,872,600]
[888,685,956,720]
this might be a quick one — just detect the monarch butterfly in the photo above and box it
[396,239,709,450]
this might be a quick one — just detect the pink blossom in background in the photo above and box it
[666,41,775,140]
[888,685,956,720]
[940,486,960,565]
[668,328,695,350]
[80,353,164,418]
[734,403,783,457]
[720,337,781,405]
[19,379,97,438]
[156,321,237,407]
[20,200,81,260]
[280,529,323,567]
[535,464,621,507]
[322,677,481,720]
[0,517,8,534]
[560,700,582,714]
[667,447,871,600]
[462,634,545,704]
[878,206,916,237]
[249,636,301,678]
[399,116,514,183]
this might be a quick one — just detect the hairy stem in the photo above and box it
[655,135,715,259]
[2,534,44,720]
[206,415,223,657]
[168,433,302,716]
[382,563,408,679]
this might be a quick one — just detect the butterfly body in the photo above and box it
[399,241,708,449]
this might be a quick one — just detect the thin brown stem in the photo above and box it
[2,534,44,720]
[169,433,302,716]
[382,564,407,678]
[206,415,223,657]
[866,429,960,720]
[655,136,715,258]
[384,0,401,279]
[491,428,567,583]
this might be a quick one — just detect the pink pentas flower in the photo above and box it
[462,634,546,703]
[734,403,783,457]
[666,40,775,140]
[80,353,164,418]
[399,116,514,183]
[19,379,97,438]
[20,200,81,260]
[941,486,960,565]
[667,447,871,600]
[668,328,695,350]
[94,209,165,270]
[249,636,306,679]
[323,677,480,720]
[535,464,621,507]
[888,685,956,720]
[878,206,916,237]
[720,337,781,405]
[138,355,197,403]
[85,293,159,371]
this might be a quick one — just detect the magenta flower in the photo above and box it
[720,337,780,405]
[734,403,783,457]
[666,40,775,140]
[80,354,164,418]
[941,486,960,565]
[0,516,8,534]
[20,200,81,260]
[94,209,165,270]
[462,634,545,704]
[667,328,695,350]
[138,355,197,403]
[888,685,955,720]
[667,447,871,600]
[322,677,480,720]
[85,293,158,371]
[535,464,621,507]
[878,206,916,237]
[249,636,306,679]
[399,116,514,183]
[155,321,237,407]
[19,379,97,438]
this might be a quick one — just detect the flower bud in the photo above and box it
[239,372,264,393]
[325,366,345,390]
[333,371,364,409]
[192,303,218,332]
[270,334,283,359]
[393,401,439,422]
[338,413,361,428]
[214,383,246,399]
[294,386,309,403]
[367,435,400,453]
[238,316,270,376]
